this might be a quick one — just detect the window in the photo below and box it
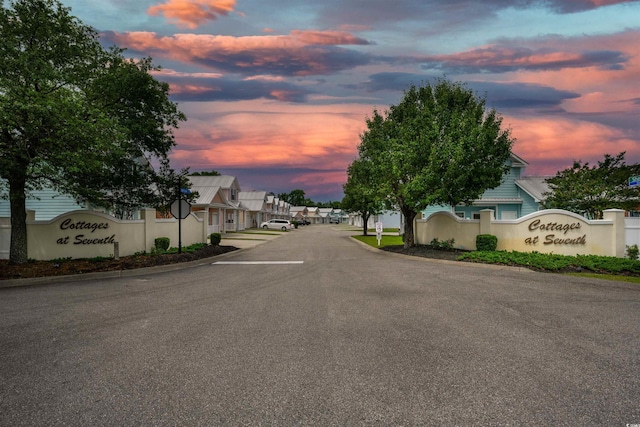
[455,212,464,218]
[230,188,237,201]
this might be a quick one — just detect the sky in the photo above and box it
[59,0,640,202]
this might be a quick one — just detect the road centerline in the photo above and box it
[212,261,304,265]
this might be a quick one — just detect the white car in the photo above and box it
[260,219,293,231]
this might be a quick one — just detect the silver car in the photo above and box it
[260,219,293,231]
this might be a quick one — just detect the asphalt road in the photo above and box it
[1,225,639,426]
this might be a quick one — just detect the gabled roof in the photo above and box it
[510,153,529,168]
[188,175,239,190]
[239,191,267,201]
[240,199,267,211]
[290,206,307,212]
[515,176,551,203]
[191,185,226,206]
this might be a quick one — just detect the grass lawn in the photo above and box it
[352,235,403,248]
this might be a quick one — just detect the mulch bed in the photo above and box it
[0,245,238,280]
[380,244,469,261]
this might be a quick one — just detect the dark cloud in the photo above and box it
[360,73,580,110]
[160,75,313,103]
[472,81,580,109]
[314,0,638,30]
[420,47,628,74]
[541,0,639,13]
[189,45,372,77]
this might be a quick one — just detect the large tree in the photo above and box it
[357,79,514,248]
[0,0,186,264]
[341,157,384,236]
[544,152,640,219]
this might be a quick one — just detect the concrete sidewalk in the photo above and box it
[220,230,284,249]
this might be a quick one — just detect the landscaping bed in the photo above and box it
[0,245,238,280]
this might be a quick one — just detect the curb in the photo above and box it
[350,235,535,273]
[0,245,250,289]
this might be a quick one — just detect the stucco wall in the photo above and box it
[416,208,626,257]
[17,209,207,260]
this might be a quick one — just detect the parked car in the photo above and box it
[329,218,340,224]
[260,219,293,231]
[299,219,310,225]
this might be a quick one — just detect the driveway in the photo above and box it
[1,225,638,425]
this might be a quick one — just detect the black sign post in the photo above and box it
[170,192,191,254]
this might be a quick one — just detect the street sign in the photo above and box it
[629,176,640,187]
[170,199,191,219]
[375,221,383,246]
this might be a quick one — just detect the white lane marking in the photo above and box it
[212,261,304,265]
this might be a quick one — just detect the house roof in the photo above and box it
[191,185,225,206]
[510,153,529,168]
[240,199,267,211]
[290,206,307,212]
[515,176,551,203]
[188,175,238,189]
[472,198,523,205]
[239,191,267,201]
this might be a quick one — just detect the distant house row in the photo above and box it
[290,206,346,224]
[0,175,292,234]
[187,175,292,234]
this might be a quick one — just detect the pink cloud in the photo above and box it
[148,0,236,29]
[509,115,640,175]
[290,30,372,45]
[104,30,372,76]
[168,100,368,172]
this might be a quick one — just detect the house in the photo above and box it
[290,206,308,222]
[422,153,550,220]
[0,188,89,220]
[239,191,269,228]
[318,208,334,223]
[188,175,245,233]
[306,206,321,224]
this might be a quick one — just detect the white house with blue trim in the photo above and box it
[422,153,550,220]
[0,187,88,220]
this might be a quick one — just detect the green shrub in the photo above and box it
[476,234,498,251]
[626,244,639,260]
[210,232,222,246]
[457,250,640,275]
[291,220,299,228]
[428,237,455,250]
[154,237,170,251]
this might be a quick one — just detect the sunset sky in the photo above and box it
[60,0,640,201]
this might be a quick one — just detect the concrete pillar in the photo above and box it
[140,208,156,253]
[603,209,626,258]
[194,211,208,243]
[479,209,494,235]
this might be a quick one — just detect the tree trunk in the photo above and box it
[362,213,370,236]
[402,209,417,249]
[9,174,29,264]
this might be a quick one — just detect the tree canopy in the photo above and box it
[341,157,384,236]
[0,0,186,263]
[190,170,221,176]
[355,79,514,248]
[544,152,640,219]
